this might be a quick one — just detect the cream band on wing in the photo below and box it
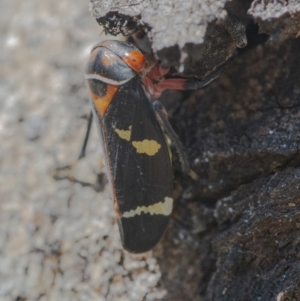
[114,126,132,141]
[132,139,161,156]
[122,197,173,218]
[114,126,161,156]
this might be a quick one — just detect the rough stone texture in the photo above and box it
[2,0,300,301]
[155,38,300,301]
[210,168,300,301]
[90,0,228,50]
[249,0,300,41]
[178,40,300,201]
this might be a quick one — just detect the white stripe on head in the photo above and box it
[85,73,133,85]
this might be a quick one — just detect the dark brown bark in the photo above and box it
[156,38,300,301]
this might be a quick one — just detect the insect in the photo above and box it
[85,40,225,253]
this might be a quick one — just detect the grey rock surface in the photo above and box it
[90,0,229,50]
[0,1,165,300]
[249,0,300,41]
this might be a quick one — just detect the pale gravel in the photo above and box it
[0,0,165,300]
[90,0,228,50]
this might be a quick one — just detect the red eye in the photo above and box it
[123,50,145,72]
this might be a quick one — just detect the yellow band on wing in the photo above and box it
[122,197,173,218]
[132,139,161,156]
[114,126,132,141]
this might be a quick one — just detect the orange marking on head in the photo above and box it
[123,50,145,72]
[87,82,119,116]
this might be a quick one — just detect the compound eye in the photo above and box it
[123,50,145,72]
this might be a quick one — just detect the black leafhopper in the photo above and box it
[85,40,224,253]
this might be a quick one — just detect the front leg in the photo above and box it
[144,61,228,98]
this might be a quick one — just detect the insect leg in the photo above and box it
[152,100,190,173]
[78,111,93,159]
[149,62,228,98]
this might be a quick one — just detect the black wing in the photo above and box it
[92,77,173,253]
